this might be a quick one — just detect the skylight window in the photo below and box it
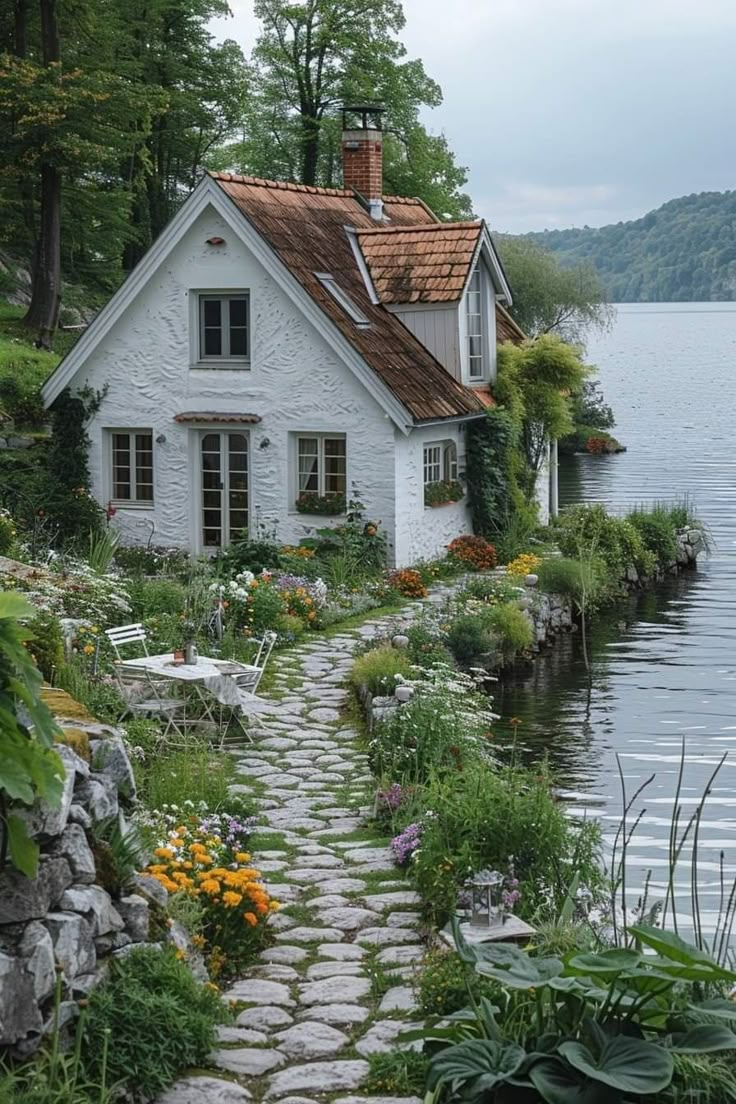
[315,273,371,328]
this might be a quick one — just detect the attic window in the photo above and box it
[315,273,370,328]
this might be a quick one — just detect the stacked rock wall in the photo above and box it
[0,723,163,1055]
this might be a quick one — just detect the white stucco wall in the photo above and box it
[75,206,399,557]
[393,422,474,566]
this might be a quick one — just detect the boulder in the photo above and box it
[133,872,169,908]
[0,950,43,1046]
[18,748,77,839]
[73,775,119,822]
[44,911,96,981]
[19,921,56,1003]
[90,734,137,801]
[0,856,72,924]
[59,885,124,936]
[49,824,96,885]
[117,894,150,942]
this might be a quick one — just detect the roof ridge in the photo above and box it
[209,171,354,198]
[356,220,482,235]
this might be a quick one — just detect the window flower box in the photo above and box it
[424,479,465,508]
[295,492,346,516]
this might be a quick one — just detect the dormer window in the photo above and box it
[467,266,484,380]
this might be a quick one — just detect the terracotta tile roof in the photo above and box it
[174,411,262,424]
[473,387,496,409]
[356,222,483,304]
[382,195,437,225]
[210,172,484,424]
[496,302,526,345]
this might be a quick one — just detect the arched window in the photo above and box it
[443,441,458,482]
[466,265,484,380]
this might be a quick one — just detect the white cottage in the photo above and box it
[42,110,536,566]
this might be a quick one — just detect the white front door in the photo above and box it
[200,431,249,549]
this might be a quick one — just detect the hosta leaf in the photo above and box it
[688,998,736,1021]
[6,813,40,878]
[629,924,736,980]
[429,1038,526,1092]
[667,1025,736,1053]
[474,947,562,989]
[529,1057,619,1104]
[566,948,642,975]
[559,1036,673,1093]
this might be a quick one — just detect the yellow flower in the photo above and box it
[83,644,95,655]
[200,878,221,895]
[223,891,243,908]
[235,852,250,863]
[154,847,174,860]
[243,912,258,927]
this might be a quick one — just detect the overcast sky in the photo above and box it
[209,0,736,233]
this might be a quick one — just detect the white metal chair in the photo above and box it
[231,631,278,698]
[105,623,185,734]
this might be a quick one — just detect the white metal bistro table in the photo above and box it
[120,653,257,742]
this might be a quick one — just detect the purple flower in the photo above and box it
[391,822,423,866]
[378,783,404,812]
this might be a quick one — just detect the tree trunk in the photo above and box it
[14,0,28,56]
[23,0,62,348]
[300,114,320,185]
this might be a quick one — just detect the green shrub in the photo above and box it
[536,555,590,601]
[0,511,15,555]
[27,611,64,680]
[81,946,225,1101]
[369,679,493,784]
[446,614,494,665]
[366,1051,429,1096]
[56,660,125,723]
[406,623,454,668]
[217,532,282,575]
[484,603,534,662]
[460,575,520,604]
[416,947,499,1016]
[554,503,655,585]
[628,505,679,566]
[128,577,187,619]
[351,643,414,697]
[137,746,236,812]
[113,544,191,577]
[404,763,603,926]
[275,612,306,641]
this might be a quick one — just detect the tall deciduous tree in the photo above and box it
[223,0,470,218]
[495,235,612,345]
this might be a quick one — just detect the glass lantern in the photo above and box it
[466,869,505,928]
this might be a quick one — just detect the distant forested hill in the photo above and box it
[523,191,736,302]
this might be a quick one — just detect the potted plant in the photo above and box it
[424,479,465,508]
[295,492,346,516]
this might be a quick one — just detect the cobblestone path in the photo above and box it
[158,604,443,1104]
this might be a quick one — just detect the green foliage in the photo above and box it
[127,577,187,620]
[136,746,235,812]
[629,505,680,565]
[45,388,105,544]
[571,380,615,430]
[484,603,534,663]
[421,919,736,1104]
[495,234,612,340]
[295,491,346,515]
[56,659,125,724]
[465,408,527,541]
[91,817,147,897]
[368,674,493,785]
[536,556,596,602]
[225,0,470,219]
[305,497,387,577]
[554,503,657,590]
[0,591,63,877]
[80,946,225,1101]
[405,623,454,669]
[351,643,414,697]
[0,511,15,555]
[366,1050,429,1097]
[446,614,494,665]
[87,527,119,575]
[402,763,603,926]
[113,544,191,578]
[26,610,64,681]
[416,947,498,1017]
[524,189,736,303]
[424,479,464,506]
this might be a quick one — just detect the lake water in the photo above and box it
[495,302,736,938]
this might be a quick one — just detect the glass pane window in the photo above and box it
[467,266,484,379]
[111,431,154,503]
[296,436,346,500]
[443,442,458,481]
[423,445,442,485]
[199,295,249,360]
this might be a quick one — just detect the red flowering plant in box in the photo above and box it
[447,535,498,572]
[586,436,610,455]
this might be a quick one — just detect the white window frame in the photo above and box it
[109,429,154,506]
[196,292,250,364]
[294,433,347,503]
[466,265,485,381]
[314,273,371,328]
[423,440,458,486]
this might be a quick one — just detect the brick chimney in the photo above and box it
[341,105,385,221]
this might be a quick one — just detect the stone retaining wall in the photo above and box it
[0,701,174,1056]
